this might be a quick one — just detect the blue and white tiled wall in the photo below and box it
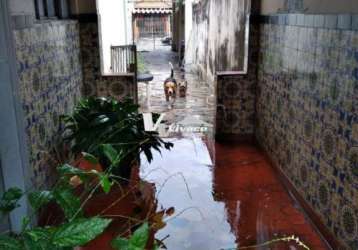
[79,21,137,101]
[256,14,358,249]
[13,21,82,188]
[13,18,137,188]
[216,25,259,137]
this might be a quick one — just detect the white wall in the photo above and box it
[8,0,35,15]
[260,0,358,14]
[304,0,358,13]
[185,0,194,45]
[97,0,133,74]
[187,0,250,80]
[260,0,285,14]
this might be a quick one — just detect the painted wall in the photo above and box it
[260,0,358,14]
[188,0,250,81]
[185,0,194,45]
[304,0,358,14]
[256,19,358,249]
[70,0,97,14]
[7,0,35,15]
[79,20,137,101]
[13,20,82,188]
[216,24,259,138]
[260,0,285,14]
[97,0,133,74]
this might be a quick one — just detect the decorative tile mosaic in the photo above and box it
[78,22,136,101]
[216,25,259,137]
[256,22,358,249]
[14,20,82,188]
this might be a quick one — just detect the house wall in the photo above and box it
[188,0,250,82]
[79,19,137,101]
[70,0,97,14]
[13,20,82,188]
[256,14,358,249]
[216,24,259,138]
[261,0,358,14]
[7,0,136,190]
[97,0,133,74]
[8,0,35,15]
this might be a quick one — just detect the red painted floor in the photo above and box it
[214,142,328,249]
[140,138,328,249]
[79,138,328,249]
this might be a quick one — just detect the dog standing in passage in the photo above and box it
[164,62,177,102]
[179,81,188,98]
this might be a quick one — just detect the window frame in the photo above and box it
[34,0,70,20]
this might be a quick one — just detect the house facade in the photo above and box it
[132,0,172,40]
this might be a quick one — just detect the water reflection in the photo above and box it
[141,138,237,250]
[140,137,328,250]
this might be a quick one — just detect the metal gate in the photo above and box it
[136,15,168,38]
[110,45,137,74]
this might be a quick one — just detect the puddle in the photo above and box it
[140,137,328,250]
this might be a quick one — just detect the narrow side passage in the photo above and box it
[140,139,328,250]
[137,39,215,134]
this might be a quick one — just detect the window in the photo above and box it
[34,0,70,20]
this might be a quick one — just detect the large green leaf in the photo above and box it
[111,237,130,250]
[0,187,23,214]
[100,175,112,194]
[28,191,54,211]
[58,164,92,185]
[62,97,173,180]
[111,223,149,250]
[52,217,112,247]
[53,188,82,220]
[129,223,149,248]
[82,152,99,165]
[101,144,119,164]
[0,235,23,250]
[23,227,54,250]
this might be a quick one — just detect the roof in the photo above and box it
[133,7,172,14]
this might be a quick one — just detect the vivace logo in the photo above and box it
[142,113,166,132]
[142,113,211,135]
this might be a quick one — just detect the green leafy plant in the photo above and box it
[111,222,151,250]
[62,97,173,181]
[0,188,111,250]
[0,165,113,250]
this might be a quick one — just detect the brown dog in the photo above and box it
[179,81,188,98]
[164,63,177,102]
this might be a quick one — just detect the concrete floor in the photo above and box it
[137,38,216,140]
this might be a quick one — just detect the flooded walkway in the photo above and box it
[137,38,215,139]
[136,39,327,249]
[140,138,328,250]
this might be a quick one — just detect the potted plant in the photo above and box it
[62,97,173,182]
[0,157,164,250]
[0,169,112,249]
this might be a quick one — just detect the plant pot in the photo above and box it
[79,177,157,250]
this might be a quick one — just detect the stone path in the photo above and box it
[137,38,216,139]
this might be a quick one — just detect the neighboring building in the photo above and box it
[171,0,184,53]
[132,0,172,41]
[97,0,134,74]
